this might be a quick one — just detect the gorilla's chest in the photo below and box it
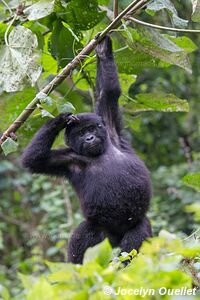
[89,146,127,173]
[72,146,139,201]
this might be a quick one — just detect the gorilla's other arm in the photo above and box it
[22,114,88,177]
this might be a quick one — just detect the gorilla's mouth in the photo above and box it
[83,141,104,156]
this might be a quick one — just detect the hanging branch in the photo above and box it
[114,0,118,19]
[0,0,150,150]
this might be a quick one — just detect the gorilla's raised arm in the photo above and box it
[95,36,122,141]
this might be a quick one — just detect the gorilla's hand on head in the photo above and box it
[53,113,80,130]
[66,114,80,125]
[58,113,79,124]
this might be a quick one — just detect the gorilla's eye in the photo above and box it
[98,124,102,128]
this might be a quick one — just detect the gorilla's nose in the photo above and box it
[86,135,95,143]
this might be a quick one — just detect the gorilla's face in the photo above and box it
[65,113,108,157]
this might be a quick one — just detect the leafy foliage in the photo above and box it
[10,237,200,299]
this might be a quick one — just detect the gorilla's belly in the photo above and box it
[78,153,151,225]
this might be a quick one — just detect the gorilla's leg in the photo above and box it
[68,220,105,264]
[119,217,152,253]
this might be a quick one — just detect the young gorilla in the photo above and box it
[22,36,152,264]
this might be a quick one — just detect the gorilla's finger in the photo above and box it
[67,115,80,125]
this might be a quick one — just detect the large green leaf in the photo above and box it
[125,93,189,113]
[50,21,82,68]
[122,27,193,73]
[115,47,167,75]
[60,0,106,30]
[146,0,188,28]
[0,26,41,93]
[24,0,55,20]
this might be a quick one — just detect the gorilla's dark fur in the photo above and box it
[22,36,152,264]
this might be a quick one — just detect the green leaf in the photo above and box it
[24,1,55,21]
[179,246,200,257]
[41,109,55,119]
[56,100,75,113]
[37,92,53,106]
[98,0,110,4]
[122,27,192,73]
[119,73,136,94]
[41,33,57,78]
[183,173,200,191]
[185,204,200,222]
[83,239,112,267]
[61,0,106,30]
[192,0,200,22]
[119,249,137,262]
[0,284,10,300]
[115,46,166,75]
[125,93,189,113]
[18,273,34,290]
[49,265,78,283]
[24,21,45,49]
[50,21,82,68]
[1,137,18,156]
[27,278,56,300]
[146,0,188,28]
[36,103,55,118]
[0,88,36,131]
[165,35,198,53]
[0,22,8,43]
[0,26,41,93]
